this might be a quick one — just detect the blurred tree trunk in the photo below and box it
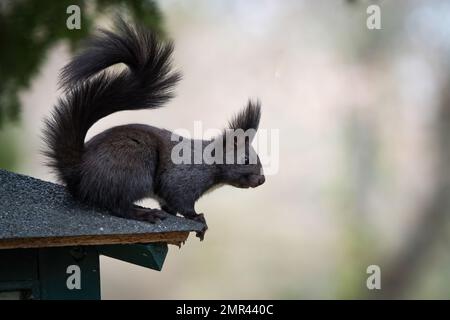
[377,75,450,299]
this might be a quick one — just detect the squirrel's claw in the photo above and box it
[192,213,208,241]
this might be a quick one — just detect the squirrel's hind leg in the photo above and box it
[112,206,167,224]
[161,204,178,216]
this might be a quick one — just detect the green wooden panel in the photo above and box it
[38,246,100,300]
[0,243,168,300]
[98,243,168,271]
[0,249,40,299]
[0,249,37,282]
[0,281,35,299]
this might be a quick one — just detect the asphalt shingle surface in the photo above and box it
[0,169,203,240]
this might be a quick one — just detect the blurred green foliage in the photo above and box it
[0,0,165,169]
[0,124,21,170]
[0,0,165,126]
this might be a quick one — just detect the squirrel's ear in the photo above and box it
[218,101,261,153]
[228,99,261,132]
[220,128,256,154]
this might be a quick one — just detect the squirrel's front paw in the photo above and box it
[181,212,208,240]
[192,213,208,241]
[192,213,206,224]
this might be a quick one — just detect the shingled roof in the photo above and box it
[0,169,203,249]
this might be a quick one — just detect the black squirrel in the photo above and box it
[42,19,265,240]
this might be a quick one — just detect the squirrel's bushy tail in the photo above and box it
[42,18,180,195]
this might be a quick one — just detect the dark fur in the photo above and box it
[228,100,261,131]
[43,19,265,239]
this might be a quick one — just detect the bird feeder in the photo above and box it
[0,169,203,299]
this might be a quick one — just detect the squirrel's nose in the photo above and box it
[258,175,265,186]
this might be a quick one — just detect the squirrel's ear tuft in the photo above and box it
[228,100,261,131]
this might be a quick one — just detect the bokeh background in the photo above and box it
[2,0,450,299]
